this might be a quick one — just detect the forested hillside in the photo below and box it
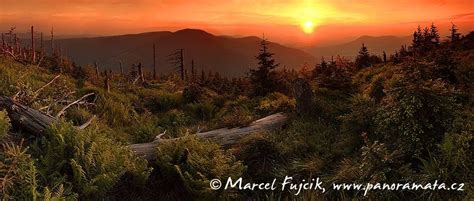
[0,24,472,200]
[308,35,412,60]
[52,29,316,77]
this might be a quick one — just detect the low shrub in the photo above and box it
[257,92,295,114]
[0,110,10,140]
[0,66,18,96]
[146,92,182,113]
[233,133,283,182]
[0,142,75,200]
[129,117,161,143]
[154,135,245,200]
[184,102,218,121]
[31,122,149,199]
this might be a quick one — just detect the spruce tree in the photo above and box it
[430,23,440,45]
[423,27,431,43]
[449,23,461,42]
[355,43,370,69]
[249,36,279,96]
[412,26,424,52]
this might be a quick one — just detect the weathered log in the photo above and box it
[129,113,288,161]
[0,96,288,161]
[0,96,56,134]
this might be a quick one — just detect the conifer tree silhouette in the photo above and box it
[249,35,279,96]
[449,23,461,42]
[430,23,440,45]
[355,43,370,69]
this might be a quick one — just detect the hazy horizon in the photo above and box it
[2,0,473,47]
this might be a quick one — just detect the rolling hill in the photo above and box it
[54,29,316,77]
[308,35,412,60]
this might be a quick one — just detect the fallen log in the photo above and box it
[129,113,288,161]
[0,95,94,132]
[0,96,288,161]
[0,96,56,134]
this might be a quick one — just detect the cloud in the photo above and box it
[451,12,474,19]
[1,0,473,45]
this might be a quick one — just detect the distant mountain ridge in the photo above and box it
[55,29,316,77]
[308,35,412,60]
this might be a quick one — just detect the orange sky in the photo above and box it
[1,0,473,46]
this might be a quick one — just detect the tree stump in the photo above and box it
[292,78,314,116]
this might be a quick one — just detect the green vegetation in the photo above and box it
[0,110,10,140]
[0,24,472,200]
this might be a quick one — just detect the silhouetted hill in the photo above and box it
[55,29,316,76]
[308,35,412,60]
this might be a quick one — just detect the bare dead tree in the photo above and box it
[1,27,24,64]
[14,33,19,54]
[50,27,54,55]
[31,26,36,63]
[179,49,184,80]
[201,69,206,82]
[40,32,43,52]
[109,69,114,79]
[95,61,100,78]
[191,59,195,81]
[119,61,124,77]
[57,44,62,72]
[104,70,110,92]
[153,44,157,80]
[168,49,184,80]
[137,62,144,83]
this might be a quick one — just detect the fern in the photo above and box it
[31,122,149,199]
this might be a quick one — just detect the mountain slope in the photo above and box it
[56,29,316,76]
[308,35,412,60]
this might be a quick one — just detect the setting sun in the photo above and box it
[301,20,316,34]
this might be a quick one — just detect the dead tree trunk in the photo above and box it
[153,44,157,80]
[50,27,54,56]
[104,70,110,92]
[95,62,100,78]
[0,96,288,162]
[14,34,19,54]
[138,62,144,83]
[184,69,188,81]
[129,113,287,161]
[31,26,36,63]
[109,69,114,80]
[180,49,184,81]
[40,32,43,53]
[191,60,195,81]
[201,69,205,82]
[57,45,63,73]
[120,61,124,77]
[0,96,56,135]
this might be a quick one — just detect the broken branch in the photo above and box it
[56,93,95,118]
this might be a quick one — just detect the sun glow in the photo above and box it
[301,20,315,34]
